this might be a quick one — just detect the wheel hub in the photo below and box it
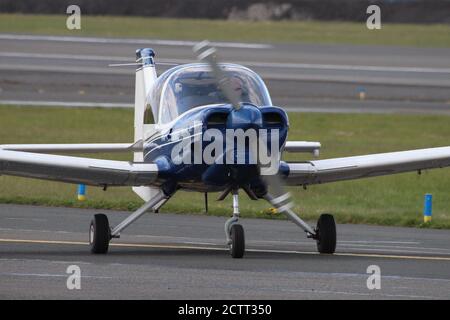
[89,224,94,244]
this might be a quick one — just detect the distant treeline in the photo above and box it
[1,0,449,23]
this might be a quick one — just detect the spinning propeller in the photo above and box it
[193,40,316,237]
[193,41,242,110]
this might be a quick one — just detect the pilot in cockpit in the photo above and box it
[175,73,250,113]
[227,76,250,102]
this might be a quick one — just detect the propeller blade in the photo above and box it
[250,131,316,236]
[193,40,241,110]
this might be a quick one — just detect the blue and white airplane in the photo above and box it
[1,42,449,258]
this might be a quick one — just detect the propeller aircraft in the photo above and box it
[1,41,449,258]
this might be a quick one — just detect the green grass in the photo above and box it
[1,14,449,47]
[0,105,449,229]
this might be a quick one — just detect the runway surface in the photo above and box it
[1,34,450,114]
[0,204,449,299]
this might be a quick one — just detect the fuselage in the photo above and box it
[136,60,291,193]
[144,103,290,192]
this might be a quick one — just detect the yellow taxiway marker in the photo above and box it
[0,238,450,262]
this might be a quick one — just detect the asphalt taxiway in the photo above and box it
[0,35,449,299]
[0,34,449,114]
[0,204,449,299]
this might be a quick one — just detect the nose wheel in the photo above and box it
[89,214,111,254]
[315,213,336,254]
[224,189,245,258]
[229,224,245,258]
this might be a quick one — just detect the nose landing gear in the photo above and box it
[224,189,245,258]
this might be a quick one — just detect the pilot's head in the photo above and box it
[230,76,244,95]
[228,76,249,102]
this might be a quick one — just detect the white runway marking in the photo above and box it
[338,247,450,256]
[339,240,421,244]
[0,34,272,49]
[0,100,133,108]
[0,63,130,75]
[338,243,450,252]
[4,217,47,222]
[0,52,131,62]
[2,51,449,74]
[0,272,112,279]
[3,55,449,87]
[275,287,436,299]
[1,238,450,261]
[244,61,450,74]
[0,227,71,234]
[1,228,449,255]
[0,258,92,265]
[2,258,449,285]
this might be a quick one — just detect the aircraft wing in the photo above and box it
[0,141,142,154]
[284,146,450,186]
[0,149,157,186]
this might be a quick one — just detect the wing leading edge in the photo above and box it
[0,149,157,186]
[285,146,450,186]
[0,141,142,154]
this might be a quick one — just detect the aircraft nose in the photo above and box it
[226,104,263,130]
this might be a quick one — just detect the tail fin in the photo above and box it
[133,48,162,203]
[134,48,157,161]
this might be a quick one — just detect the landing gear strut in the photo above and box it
[89,189,169,254]
[224,189,245,258]
[264,193,337,254]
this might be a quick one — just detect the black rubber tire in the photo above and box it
[230,224,245,259]
[89,214,110,254]
[316,213,336,254]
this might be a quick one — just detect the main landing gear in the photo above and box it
[88,187,336,258]
[89,190,169,254]
[264,193,336,255]
[315,213,337,254]
[89,214,110,254]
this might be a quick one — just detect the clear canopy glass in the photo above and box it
[152,64,272,124]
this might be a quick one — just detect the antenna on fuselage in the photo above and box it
[108,62,180,67]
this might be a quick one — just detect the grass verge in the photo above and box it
[0,105,449,228]
[0,14,449,47]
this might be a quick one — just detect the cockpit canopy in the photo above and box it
[148,63,272,124]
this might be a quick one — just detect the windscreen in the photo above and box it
[158,64,272,123]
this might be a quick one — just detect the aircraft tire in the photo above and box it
[230,224,245,258]
[89,214,110,254]
[316,213,336,254]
